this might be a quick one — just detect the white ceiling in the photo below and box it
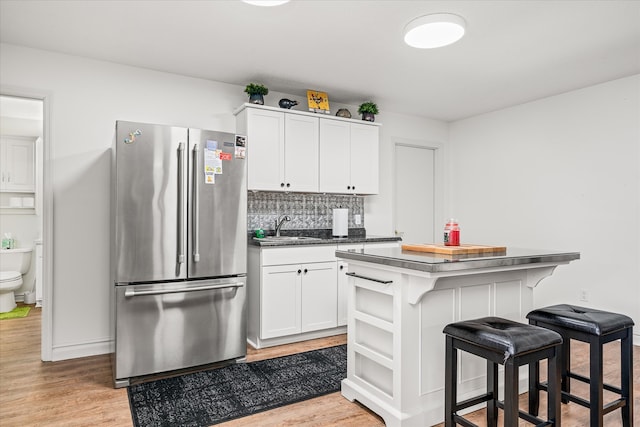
[1,0,639,122]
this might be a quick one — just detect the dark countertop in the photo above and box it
[335,246,580,273]
[249,228,401,247]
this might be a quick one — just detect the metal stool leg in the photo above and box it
[529,359,540,416]
[621,327,633,427]
[547,345,562,427]
[444,336,456,427]
[504,358,519,427]
[487,360,498,427]
[589,335,604,427]
[561,336,571,404]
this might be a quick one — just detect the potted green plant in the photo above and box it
[358,101,379,122]
[244,83,269,105]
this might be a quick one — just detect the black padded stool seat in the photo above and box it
[443,317,563,427]
[527,304,634,427]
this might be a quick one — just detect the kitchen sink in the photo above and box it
[255,236,322,242]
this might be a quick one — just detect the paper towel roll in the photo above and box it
[332,208,348,237]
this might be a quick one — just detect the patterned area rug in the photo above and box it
[128,344,346,427]
[0,306,30,320]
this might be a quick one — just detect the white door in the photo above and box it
[350,123,379,194]
[319,119,350,193]
[0,136,36,192]
[284,114,319,192]
[261,264,301,339]
[246,108,284,191]
[394,144,435,244]
[300,261,337,332]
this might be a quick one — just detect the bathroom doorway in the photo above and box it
[0,91,52,361]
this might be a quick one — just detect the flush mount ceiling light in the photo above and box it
[403,13,466,49]
[242,0,290,6]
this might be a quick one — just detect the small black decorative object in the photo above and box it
[278,98,298,109]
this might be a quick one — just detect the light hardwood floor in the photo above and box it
[1,305,637,426]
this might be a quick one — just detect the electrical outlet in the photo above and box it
[354,214,361,225]
[580,289,589,302]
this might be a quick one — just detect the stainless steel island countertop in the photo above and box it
[335,246,580,273]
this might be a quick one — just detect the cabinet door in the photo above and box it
[301,261,338,332]
[337,260,349,326]
[350,123,379,194]
[261,265,301,339]
[246,109,284,191]
[319,119,350,193]
[0,137,35,192]
[284,114,319,192]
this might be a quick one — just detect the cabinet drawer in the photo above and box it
[261,245,337,266]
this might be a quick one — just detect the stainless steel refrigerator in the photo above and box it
[112,121,247,388]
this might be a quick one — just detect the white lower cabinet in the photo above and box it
[247,241,399,348]
[261,261,337,339]
[261,264,301,339]
[247,245,341,348]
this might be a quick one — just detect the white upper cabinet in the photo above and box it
[0,136,36,193]
[235,103,379,195]
[319,120,379,195]
[241,108,285,191]
[318,120,350,193]
[236,105,318,192]
[349,123,379,194]
[284,114,319,192]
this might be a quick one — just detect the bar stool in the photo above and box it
[527,304,634,427]
[443,317,563,427]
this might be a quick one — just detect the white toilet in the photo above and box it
[0,247,33,313]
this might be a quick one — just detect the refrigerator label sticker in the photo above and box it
[204,143,222,183]
[235,135,247,159]
[219,152,232,161]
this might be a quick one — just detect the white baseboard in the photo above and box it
[51,338,114,361]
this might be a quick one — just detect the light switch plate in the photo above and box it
[354,214,361,225]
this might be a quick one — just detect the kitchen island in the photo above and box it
[336,246,580,427]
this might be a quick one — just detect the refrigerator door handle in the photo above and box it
[192,143,200,263]
[124,282,244,297]
[177,142,185,265]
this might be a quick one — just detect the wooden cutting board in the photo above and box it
[401,243,507,255]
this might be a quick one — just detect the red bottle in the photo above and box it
[444,219,460,246]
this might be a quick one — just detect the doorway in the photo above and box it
[0,91,52,361]
[394,143,440,244]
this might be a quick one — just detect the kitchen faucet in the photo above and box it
[275,215,291,237]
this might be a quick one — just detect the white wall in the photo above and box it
[0,43,446,359]
[449,75,640,343]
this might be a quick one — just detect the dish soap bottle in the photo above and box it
[444,219,460,246]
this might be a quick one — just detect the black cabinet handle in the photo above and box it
[339,265,344,270]
[303,268,308,274]
[347,185,351,190]
[352,186,355,190]
[345,272,392,284]
[281,183,285,187]
[297,269,302,274]
[286,183,291,188]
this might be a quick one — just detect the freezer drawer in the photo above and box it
[114,277,246,386]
